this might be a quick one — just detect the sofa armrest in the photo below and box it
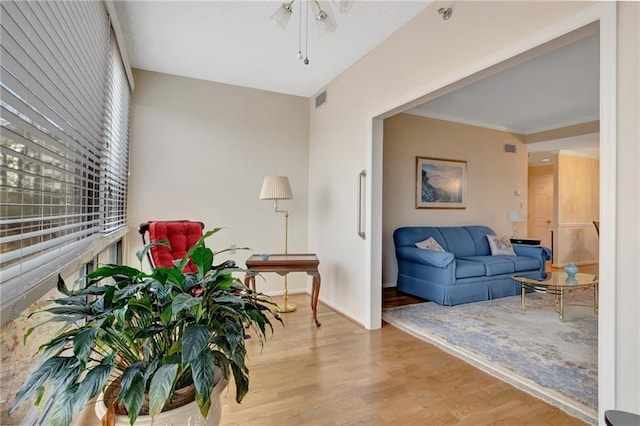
[396,246,455,268]
[513,244,552,261]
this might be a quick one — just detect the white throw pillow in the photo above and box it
[415,236,445,252]
[487,235,516,256]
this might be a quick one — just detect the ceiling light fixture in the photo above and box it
[271,0,350,65]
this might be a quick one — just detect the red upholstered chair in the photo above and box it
[139,220,247,337]
[138,220,206,272]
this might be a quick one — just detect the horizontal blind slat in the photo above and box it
[1,223,100,264]
[0,232,99,298]
[1,91,94,166]
[1,0,118,320]
[3,4,104,146]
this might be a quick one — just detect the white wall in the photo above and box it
[382,114,528,286]
[308,0,638,417]
[126,70,310,295]
[615,1,640,413]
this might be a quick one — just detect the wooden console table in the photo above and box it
[244,254,321,327]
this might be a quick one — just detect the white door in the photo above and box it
[528,174,553,248]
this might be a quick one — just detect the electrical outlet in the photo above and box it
[230,244,236,254]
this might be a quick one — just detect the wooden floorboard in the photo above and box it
[382,287,427,308]
[220,293,586,425]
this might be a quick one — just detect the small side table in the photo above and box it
[510,238,541,245]
[244,254,321,327]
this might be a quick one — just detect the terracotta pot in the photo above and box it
[95,368,227,426]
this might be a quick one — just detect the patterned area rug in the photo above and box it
[383,291,597,424]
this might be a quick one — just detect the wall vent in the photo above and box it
[504,144,517,153]
[315,90,327,108]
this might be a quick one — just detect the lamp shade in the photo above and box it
[315,9,336,36]
[260,176,293,200]
[507,210,523,222]
[271,3,293,30]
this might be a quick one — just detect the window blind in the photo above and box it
[102,34,130,235]
[0,1,129,320]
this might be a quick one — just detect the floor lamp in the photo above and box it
[260,175,296,313]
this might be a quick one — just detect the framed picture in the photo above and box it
[416,156,467,209]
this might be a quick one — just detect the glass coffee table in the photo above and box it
[511,272,598,322]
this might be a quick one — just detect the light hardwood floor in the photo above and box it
[220,293,585,425]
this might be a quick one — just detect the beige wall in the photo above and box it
[382,114,527,286]
[308,0,592,323]
[308,0,638,415]
[555,154,599,265]
[126,70,310,295]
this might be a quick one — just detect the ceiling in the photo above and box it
[407,34,600,136]
[113,1,432,98]
[407,33,600,165]
[114,1,600,163]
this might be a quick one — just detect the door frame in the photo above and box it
[367,2,616,420]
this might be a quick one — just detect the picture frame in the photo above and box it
[416,156,467,209]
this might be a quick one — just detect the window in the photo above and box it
[102,33,130,235]
[0,1,131,325]
[0,1,131,422]
[0,240,122,425]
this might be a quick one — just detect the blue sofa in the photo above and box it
[393,226,551,306]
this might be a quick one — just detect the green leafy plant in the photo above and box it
[9,228,280,425]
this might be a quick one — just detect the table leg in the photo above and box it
[559,287,565,322]
[521,284,526,312]
[309,271,321,327]
[243,274,256,293]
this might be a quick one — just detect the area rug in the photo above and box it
[383,291,597,424]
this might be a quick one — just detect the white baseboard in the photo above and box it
[317,297,365,328]
[260,288,307,297]
[382,282,396,289]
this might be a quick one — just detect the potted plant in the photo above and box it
[9,229,280,425]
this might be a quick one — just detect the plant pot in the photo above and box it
[95,368,227,426]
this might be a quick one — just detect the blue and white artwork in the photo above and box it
[416,157,467,209]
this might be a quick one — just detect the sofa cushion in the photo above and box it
[394,227,446,249]
[461,256,515,275]
[455,259,486,279]
[396,246,455,268]
[415,236,445,251]
[463,226,494,256]
[486,235,516,256]
[439,227,477,258]
[505,255,541,272]
[149,221,202,273]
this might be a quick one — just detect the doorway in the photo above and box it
[528,174,554,249]
[369,4,617,421]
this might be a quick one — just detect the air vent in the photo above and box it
[504,144,517,153]
[315,90,327,108]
